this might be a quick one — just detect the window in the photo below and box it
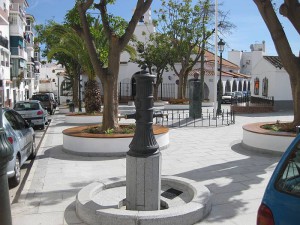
[4,111,19,130]
[276,141,300,196]
[262,77,268,97]
[254,78,259,95]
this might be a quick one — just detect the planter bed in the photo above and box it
[242,122,296,155]
[62,125,169,156]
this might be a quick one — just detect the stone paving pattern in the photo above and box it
[11,107,294,225]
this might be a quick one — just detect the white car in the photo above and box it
[2,108,36,187]
[14,100,49,130]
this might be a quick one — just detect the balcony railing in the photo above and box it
[0,35,8,48]
[10,47,25,57]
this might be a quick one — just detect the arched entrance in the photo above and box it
[232,80,237,92]
[131,77,136,100]
[225,80,231,92]
[243,80,247,91]
[238,80,242,91]
[203,82,209,100]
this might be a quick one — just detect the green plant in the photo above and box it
[104,128,114,134]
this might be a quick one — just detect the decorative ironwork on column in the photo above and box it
[127,70,159,157]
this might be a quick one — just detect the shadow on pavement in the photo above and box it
[39,145,124,162]
[174,143,280,223]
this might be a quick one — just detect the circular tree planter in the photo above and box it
[59,106,70,114]
[242,122,296,154]
[62,125,169,156]
[65,113,103,124]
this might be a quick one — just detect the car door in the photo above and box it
[11,111,32,159]
[262,136,300,224]
[4,110,24,162]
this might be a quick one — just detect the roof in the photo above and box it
[189,68,251,79]
[263,56,283,69]
[203,49,240,69]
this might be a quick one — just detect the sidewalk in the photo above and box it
[11,110,294,225]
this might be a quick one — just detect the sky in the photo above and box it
[26,0,299,59]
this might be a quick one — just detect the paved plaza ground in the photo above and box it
[10,108,294,225]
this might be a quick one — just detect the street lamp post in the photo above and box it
[56,73,60,105]
[0,101,13,225]
[217,39,225,115]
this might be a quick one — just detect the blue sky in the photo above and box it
[26,0,299,59]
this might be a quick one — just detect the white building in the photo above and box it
[228,41,293,110]
[0,0,11,106]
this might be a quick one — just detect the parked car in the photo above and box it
[13,100,49,130]
[222,92,236,104]
[2,108,36,187]
[234,91,244,102]
[257,133,300,225]
[32,93,56,115]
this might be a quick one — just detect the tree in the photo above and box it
[35,21,82,107]
[133,33,171,101]
[155,0,233,99]
[73,0,152,131]
[253,0,300,129]
[47,24,102,112]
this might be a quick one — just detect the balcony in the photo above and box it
[0,35,8,48]
[10,3,26,20]
[0,7,9,25]
[10,47,25,58]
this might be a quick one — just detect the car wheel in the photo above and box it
[40,124,45,130]
[28,138,37,160]
[9,155,21,187]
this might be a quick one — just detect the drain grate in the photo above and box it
[161,188,183,200]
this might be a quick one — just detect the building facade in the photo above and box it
[0,0,41,107]
[228,41,293,111]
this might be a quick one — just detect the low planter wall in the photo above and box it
[242,122,296,154]
[232,104,273,114]
[65,113,103,124]
[59,106,70,114]
[62,125,169,156]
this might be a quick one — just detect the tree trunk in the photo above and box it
[290,70,300,127]
[102,75,119,131]
[177,75,185,99]
[73,74,79,107]
[101,40,121,130]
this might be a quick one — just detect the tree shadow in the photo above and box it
[38,145,124,162]
[174,143,281,223]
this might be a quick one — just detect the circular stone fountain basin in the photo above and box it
[76,176,211,225]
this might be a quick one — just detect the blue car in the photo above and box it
[257,132,300,225]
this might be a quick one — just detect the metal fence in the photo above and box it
[119,82,176,101]
[153,109,235,128]
[230,95,274,106]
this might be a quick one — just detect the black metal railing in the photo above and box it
[250,96,274,106]
[153,109,235,128]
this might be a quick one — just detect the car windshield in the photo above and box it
[224,92,233,96]
[14,103,40,110]
[32,95,49,101]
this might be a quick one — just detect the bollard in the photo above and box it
[0,105,13,225]
[126,70,161,211]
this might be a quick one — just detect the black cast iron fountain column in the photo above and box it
[126,70,161,211]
